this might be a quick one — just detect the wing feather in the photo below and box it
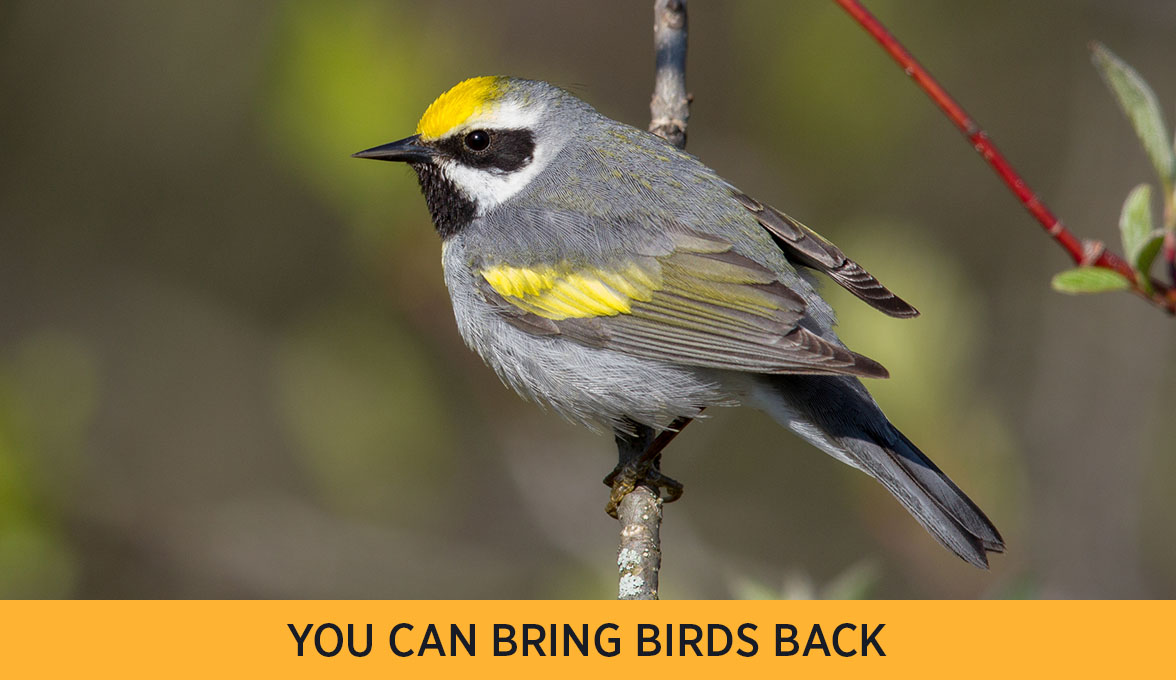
[478,231,888,379]
[732,191,920,319]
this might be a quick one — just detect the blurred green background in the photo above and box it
[2,0,1174,599]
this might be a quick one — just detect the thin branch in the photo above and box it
[616,0,690,602]
[1165,231,1176,288]
[616,487,663,600]
[834,0,1176,314]
[650,0,690,149]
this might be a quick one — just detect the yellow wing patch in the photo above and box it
[416,76,504,141]
[482,263,659,320]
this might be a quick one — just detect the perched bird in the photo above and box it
[355,76,1004,568]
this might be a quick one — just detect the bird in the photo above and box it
[354,76,1004,568]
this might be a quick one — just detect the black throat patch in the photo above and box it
[411,161,475,240]
[409,128,537,239]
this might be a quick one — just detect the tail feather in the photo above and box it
[850,428,1004,567]
[756,375,1005,568]
[885,428,1004,553]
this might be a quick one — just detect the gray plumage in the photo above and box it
[365,77,1004,568]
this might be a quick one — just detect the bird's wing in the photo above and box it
[477,229,888,378]
[731,191,920,319]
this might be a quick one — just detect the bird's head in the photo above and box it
[354,76,581,237]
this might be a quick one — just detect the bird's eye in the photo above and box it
[464,130,491,151]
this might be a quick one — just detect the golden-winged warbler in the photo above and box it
[355,76,1003,568]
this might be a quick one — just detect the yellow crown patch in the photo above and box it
[416,76,504,141]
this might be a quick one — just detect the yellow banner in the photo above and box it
[1,601,1169,677]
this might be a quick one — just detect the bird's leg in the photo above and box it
[603,416,696,518]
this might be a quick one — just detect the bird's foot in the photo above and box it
[603,460,684,519]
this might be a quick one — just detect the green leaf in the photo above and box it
[1051,267,1132,295]
[1119,184,1153,258]
[1117,185,1164,292]
[1119,184,1161,265]
[1135,233,1164,283]
[1092,42,1176,193]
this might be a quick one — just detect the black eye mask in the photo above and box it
[439,128,536,173]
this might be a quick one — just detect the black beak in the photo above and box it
[352,135,434,163]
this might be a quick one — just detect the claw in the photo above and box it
[604,416,698,517]
[603,446,686,518]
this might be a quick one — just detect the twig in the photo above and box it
[616,487,663,600]
[1165,231,1176,288]
[834,0,1176,314]
[649,0,690,149]
[616,0,690,601]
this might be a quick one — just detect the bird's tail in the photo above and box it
[752,374,1005,568]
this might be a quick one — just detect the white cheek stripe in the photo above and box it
[441,153,552,215]
[439,101,554,215]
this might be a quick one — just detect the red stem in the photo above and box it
[833,0,1175,313]
[1165,230,1176,286]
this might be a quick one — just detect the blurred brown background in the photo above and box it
[1,0,1174,599]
